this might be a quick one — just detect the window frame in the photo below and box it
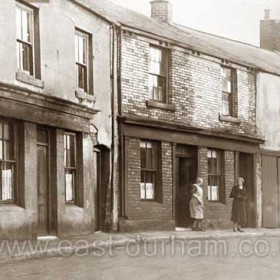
[64,131,77,205]
[0,120,18,205]
[221,66,237,117]
[140,140,160,201]
[16,1,35,76]
[75,29,92,94]
[207,149,224,202]
[148,45,168,104]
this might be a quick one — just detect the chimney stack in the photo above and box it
[150,0,173,24]
[260,9,280,52]
[264,9,271,20]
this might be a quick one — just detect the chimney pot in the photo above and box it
[264,9,271,20]
[150,0,173,24]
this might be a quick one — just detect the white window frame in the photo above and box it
[75,29,89,93]
[16,2,35,76]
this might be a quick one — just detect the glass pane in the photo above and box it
[221,68,232,93]
[65,171,74,201]
[77,64,87,91]
[22,10,31,42]
[146,183,154,199]
[69,135,75,167]
[145,171,154,183]
[140,183,145,199]
[21,43,31,73]
[208,158,212,174]
[211,186,218,201]
[140,148,146,168]
[17,42,21,69]
[2,163,13,201]
[16,7,21,39]
[146,146,153,169]
[75,34,79,62]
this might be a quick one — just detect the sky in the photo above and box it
[112,0,280,46]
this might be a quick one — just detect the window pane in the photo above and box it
[65,170,74,201]
[140,148,146,168]
[76,64,87,91]
[75,34,79,62]
[18,42,32,73]
[16,7,21,39]
[22,10,31,42]
[1,163,14,201]
[146,146,153,169]
[140,183,145,199]
[221,67,232,93]
[146,183,154,199]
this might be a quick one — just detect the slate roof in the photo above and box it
[74,0,280,76]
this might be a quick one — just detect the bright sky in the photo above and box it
[112,0,280,46]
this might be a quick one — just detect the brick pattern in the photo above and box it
[121,33,258,138]
[126,137,172,220]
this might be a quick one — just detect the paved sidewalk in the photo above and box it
[1,228,280,263]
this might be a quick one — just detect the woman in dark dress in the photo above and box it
[230,177,248,232]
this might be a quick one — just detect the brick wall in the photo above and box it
[198,147,236,228]
[121,32,258,138]
[125,137,173,221]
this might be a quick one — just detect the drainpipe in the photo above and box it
[110,24,119,231]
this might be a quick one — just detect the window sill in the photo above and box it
[0,204,24,211]
[219,114,241,124]
[16,71,45,89]
[146,100,176,111]
[75,88,96,103]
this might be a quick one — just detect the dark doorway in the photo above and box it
[95,146,110,231]
[37,128,50,236]
[239,153,255,228]
[175,145,197,228]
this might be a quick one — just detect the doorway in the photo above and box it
[175,145,197,228]
[37,128,50,236]
[239,153,255,228]
[95,146,110,231]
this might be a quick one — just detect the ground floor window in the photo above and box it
[207,149,224,202]
[140,140,160,200]
[0,120,16,204]
[64,132,77,204]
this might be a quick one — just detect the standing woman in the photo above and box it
[190,178,205,231]
[230,177,248,232]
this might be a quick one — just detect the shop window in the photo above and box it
[140,140,160,201]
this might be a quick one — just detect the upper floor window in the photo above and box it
[0,121,16,204]
[16,3,34,75]
[140,140,160,200]
[221,67,237,117]
[207,149,224,202]
[149,46,167,103]
[75,30,90,93]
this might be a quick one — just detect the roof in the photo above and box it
[74,0,280,76]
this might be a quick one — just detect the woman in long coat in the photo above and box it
[190,178,204,231]
[230,177,248,232]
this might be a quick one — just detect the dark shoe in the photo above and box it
[191,227,198,231]
[233,229,237,232]
[238,228,244,232]
[197,228,205,232]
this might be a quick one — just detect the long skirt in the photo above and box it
[190,197,204,219]
[231,198,247,225]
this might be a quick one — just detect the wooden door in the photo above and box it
[262,155,279,228]
[176,158,197,227]
[37,145,49,235]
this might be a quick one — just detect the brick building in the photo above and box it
[78,0,280,231]
[0,0,115,239]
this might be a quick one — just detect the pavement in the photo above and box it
[1,227,280,263]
